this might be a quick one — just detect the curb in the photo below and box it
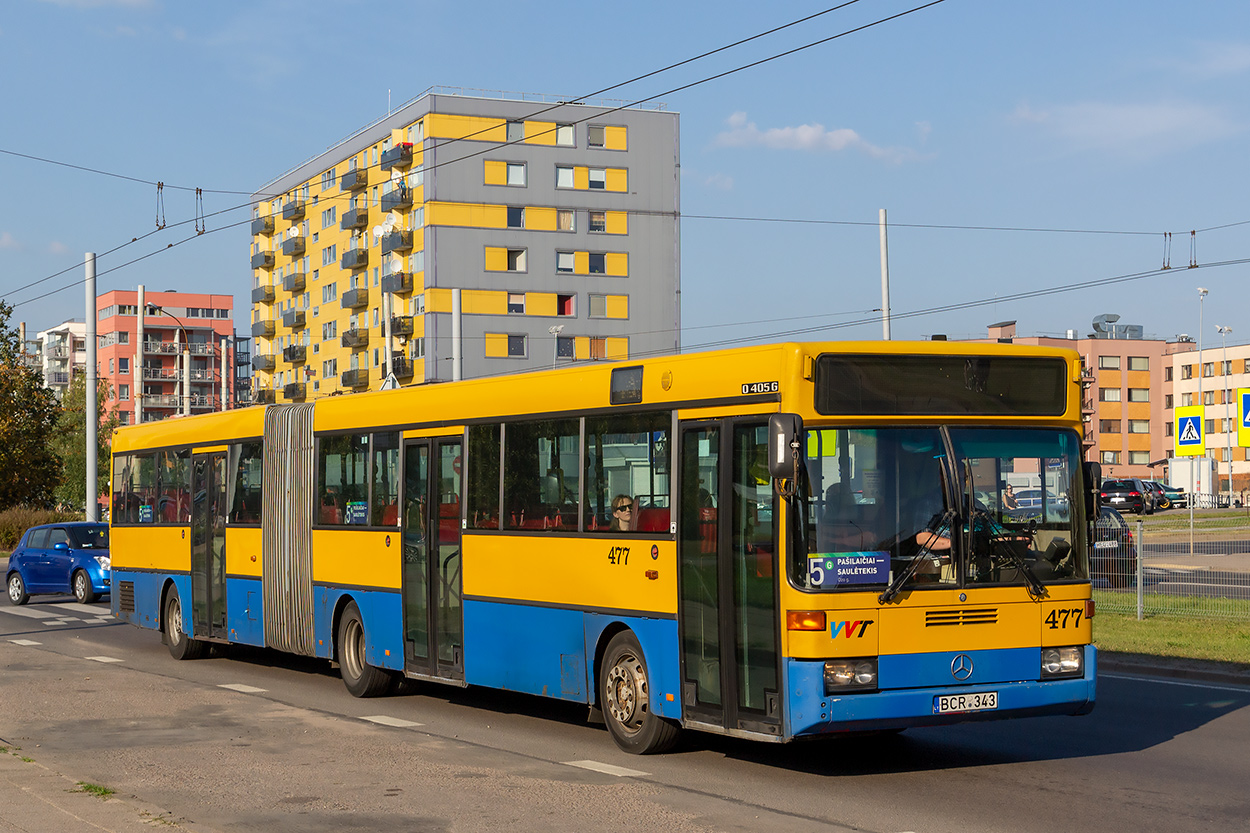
[1100,651,1250,687]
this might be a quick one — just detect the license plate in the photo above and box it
[934,691,998,714]
[1111,497,1125,503]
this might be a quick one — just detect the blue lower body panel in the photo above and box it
[787,645,1097,737]
[463,600,681,719]
[111,570,177,631]
[226,578,264,646]
[314,586,404,668]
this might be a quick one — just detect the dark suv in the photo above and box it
[1100,478,1156,515]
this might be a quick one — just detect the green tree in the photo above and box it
[50,372,120,511]
[0,301,62,509]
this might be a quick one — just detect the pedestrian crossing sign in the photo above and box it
[1175,405,1204,457]
[1239,388,1250,448]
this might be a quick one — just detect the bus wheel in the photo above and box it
[337,602,391,698]
[73,570,96,604]
[164,589,205,660]
[600,631,680,754]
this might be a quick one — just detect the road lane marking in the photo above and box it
[563,760,650,778]
[0,607,59,619]
[1101,672,1250,693]
[55,603,112,615]
[360,715,424,728]
[86,656,124,663]
[218,684,268,694]
[83,618,113,624]
[9,639,41,646]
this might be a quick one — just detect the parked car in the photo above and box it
[1099,478,1156,515]
[6,522,110,605]
[1142,480,1185,510]
[1091,506,1136,588]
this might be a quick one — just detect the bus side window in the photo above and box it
[467,424,501,530]
[504,419,579,531]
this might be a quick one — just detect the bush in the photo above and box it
[0,506,83,551]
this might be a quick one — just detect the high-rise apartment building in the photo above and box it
[248,88,679,403]
[31,320,86,400]
[96,290,236,425]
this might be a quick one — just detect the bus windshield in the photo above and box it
[795,426,1088,592]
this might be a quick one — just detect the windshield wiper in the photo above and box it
[973,507,1047,599]
[880,509,954,604]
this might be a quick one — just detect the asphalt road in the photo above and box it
[2,597,1249,833]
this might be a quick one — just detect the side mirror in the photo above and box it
[1083,461,1102,518]
[767,413,804,480]
[53,541,70,551]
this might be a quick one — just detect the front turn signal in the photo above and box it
[787,610,827,631]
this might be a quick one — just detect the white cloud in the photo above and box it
[1010,100,1238,157]
[1163,42,1250,78]
[0,232,19,251]
[714,112,915,163]
[48,241,68,255]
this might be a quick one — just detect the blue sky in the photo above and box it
[3,0,1248,351]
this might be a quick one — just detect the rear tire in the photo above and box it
[7,573,29,606]
[164,589,206,660]
[337,601,392,698]
[73,570,96,604]
[599,631,680,754]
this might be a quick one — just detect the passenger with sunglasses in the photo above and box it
[610,495,633,531]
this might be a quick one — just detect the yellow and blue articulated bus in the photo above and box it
[110,341,1097,753]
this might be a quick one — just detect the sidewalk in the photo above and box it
[0,746,211,832]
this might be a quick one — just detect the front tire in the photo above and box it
[599,631,680,754]
[164,589,206,660]
[73,570,96,604]
[8,573,29,606]
[337,601,392,698]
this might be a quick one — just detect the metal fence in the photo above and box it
[1094,510,1250,619]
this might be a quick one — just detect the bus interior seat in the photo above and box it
[636,507,670,532]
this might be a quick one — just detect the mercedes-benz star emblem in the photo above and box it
[951,654,974,681]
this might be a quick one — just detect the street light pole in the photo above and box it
[1218,325,1234,506]
[148,304,192,417]
[1197,287,1208,507]
[549,324,564,370]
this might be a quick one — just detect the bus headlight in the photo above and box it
[824,658,878,694]
[1041,646,1083,678]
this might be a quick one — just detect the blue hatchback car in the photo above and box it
[6,522,111,605]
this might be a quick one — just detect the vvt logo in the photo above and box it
[830,620,873,638]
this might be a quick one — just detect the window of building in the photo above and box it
[322,245,337,266]
[588,212,607,234]
[557,294,574,316]
[1099,388,1121,402]
[557,336,574,358]
[1098,355,1120,370]
[507,163,526,186]
[508,293,525,314]
[507,334,526,357]
[322,358,337,378]
[1128,419,1150,434]
[588,168,607,190]
[1128,356,1148,371]
[1204,391,1215,406]
[1128,451,1150,465]
[507,248,527,271]
[1101,451,1120,465]
[1165,367,1173,381]
[119,358,129,374]
[1222,360,1232,375]
[556,251,574,273]
[1165,422,1173,437]
[1203,362,1214,377]
[557,209,574,231]
[1099,420,1120,433]
[507,207,525,229]
[590,337,607,360]
[556,166,574,189]
[506,120,524,142]
[321,207,336,228]
[1182,392,1193,407]
[1128,388,1149,402]
[588,125,605,148]
[555,124,574,146]
[322,282,338,302]
[1181,365,1193,380]
[1165,394,1173,409]
[1205,419,1216,435]
[119,384,130,401]
[109,358,114,373]
[589,294,608,318]
[588,253,606,274]
[323,321,337,340]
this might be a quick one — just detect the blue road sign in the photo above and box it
[1178,415,1202,446]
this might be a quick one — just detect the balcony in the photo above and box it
[252,354,276,372]
[393,356,414,380]
[341,328,370,349]
[283,344,307,364]
[142,367,182,381]
[381,271,413,294]
[340,168,368,190]
[45,345,71,359]
[251,215,274,235]
[380,143,413,171]
[256,389,276,405]
[390,315,414,337]
[142,393,181,409]
[341,287,369,309]
[281,236,306,257]
[189,395,216,411]
[282,271,306,293]
[251,285,275,304]
[380,230,413,255]
[282,309,306,329]
[251,251,275,270]
[251,320,275,339]
[236,351,252,367]
[47,371,72,385]
[381,186,413,212]
[340,207,369,230]
[341,248,369,270]
[341,368,370,389]
[282,382,307,401]
[281,200,306,221]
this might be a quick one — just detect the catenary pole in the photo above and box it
[85,253,98,520]
[879,209,891,340]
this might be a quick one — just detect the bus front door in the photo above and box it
[678,421,782,739]
[190,451,228,640]
[401,438,464,681]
